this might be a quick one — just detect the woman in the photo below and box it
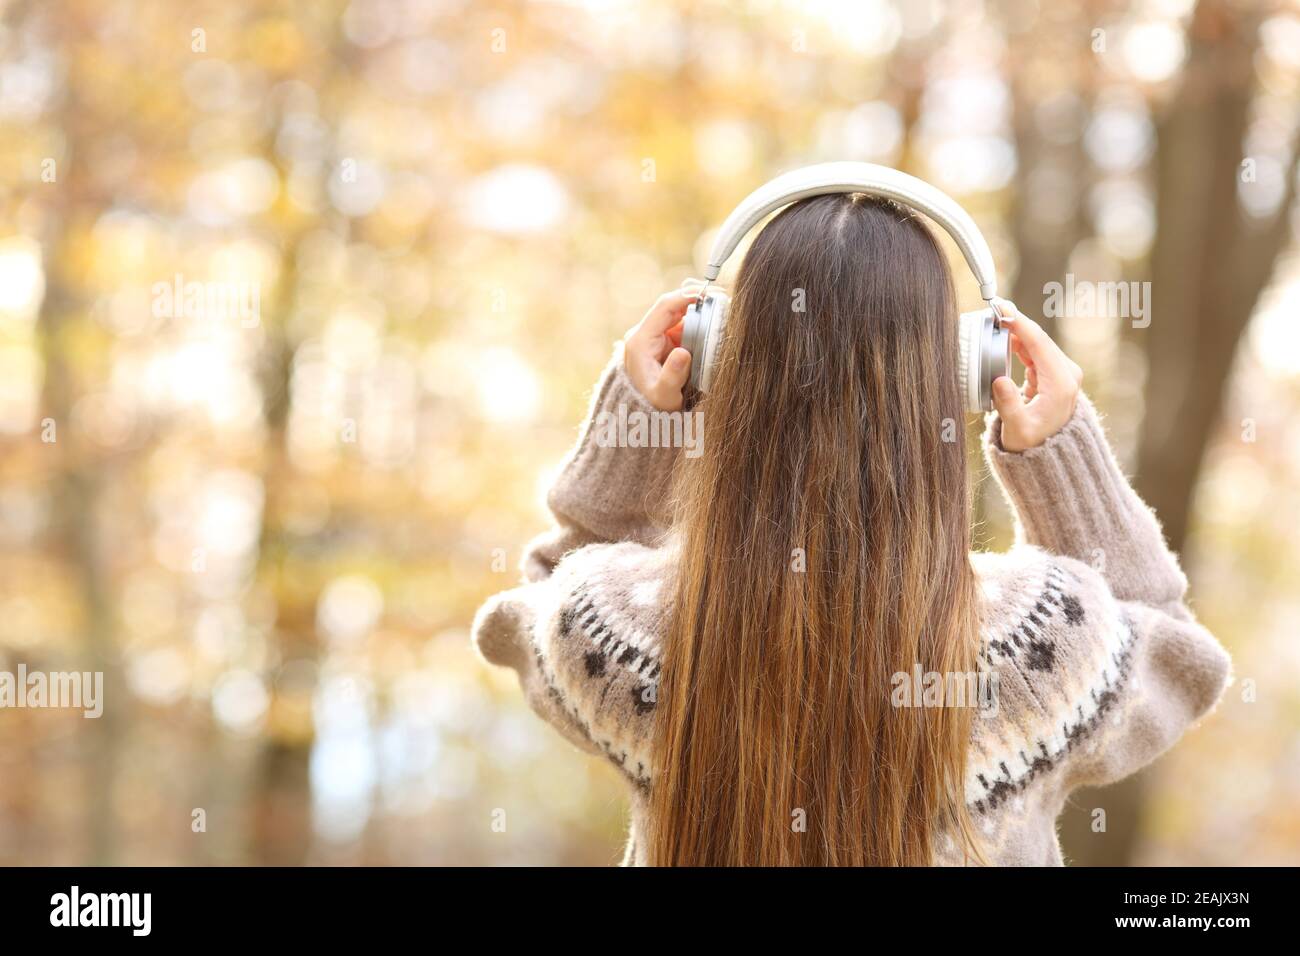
[472,193,1231,866]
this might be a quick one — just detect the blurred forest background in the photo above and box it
[0,0,1298,866]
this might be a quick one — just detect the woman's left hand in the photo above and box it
[991,302,1083,452]
[623,286,701,412]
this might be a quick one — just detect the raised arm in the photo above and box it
[522,289,699,581]
[474,291,700,785]
[979,307,1230,793]
[984,393,1189,616]
[983,307,1186,614]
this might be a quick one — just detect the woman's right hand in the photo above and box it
[990,303,1083,453]
[622,286,702,412]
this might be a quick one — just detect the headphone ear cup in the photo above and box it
[681,292,730,392]
[680,298,709,391]
[957,309,983,413]
[986,310,1013,411]
[698,291,729,392]
[958,304,1015,413]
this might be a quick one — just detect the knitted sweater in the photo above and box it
[472,346,1232,866]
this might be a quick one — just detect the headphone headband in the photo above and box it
[703,161,998,301]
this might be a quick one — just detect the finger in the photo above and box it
[1010,333,1035,370]
[997,311,1050,352]
[649,348,691,409]
[1002,310,1070,374]
[640,289,701,336]
[659,347,691,391]
[997,313,1075,387]
[990,375,1027,426]
[1009,335,1039,404]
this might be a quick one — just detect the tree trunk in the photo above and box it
[34,4,126,862]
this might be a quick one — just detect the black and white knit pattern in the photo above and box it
[532,542,668,789]
[966,551,1137,813]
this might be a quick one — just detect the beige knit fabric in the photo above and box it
[472,345,1231,866]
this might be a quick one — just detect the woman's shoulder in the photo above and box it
[970,545,1121,660]
[474,535,675,788]
[544,534,677,594]
[965,545,1135,812]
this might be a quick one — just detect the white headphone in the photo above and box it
[679,162,1012,412]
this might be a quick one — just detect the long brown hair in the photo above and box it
[648,193,982,866]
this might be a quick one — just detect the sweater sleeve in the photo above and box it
[983,394,1191,613]
[473,539,667,791]
[520,343,683,582]
[981,395,1231,791]
[472,345,676,788]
